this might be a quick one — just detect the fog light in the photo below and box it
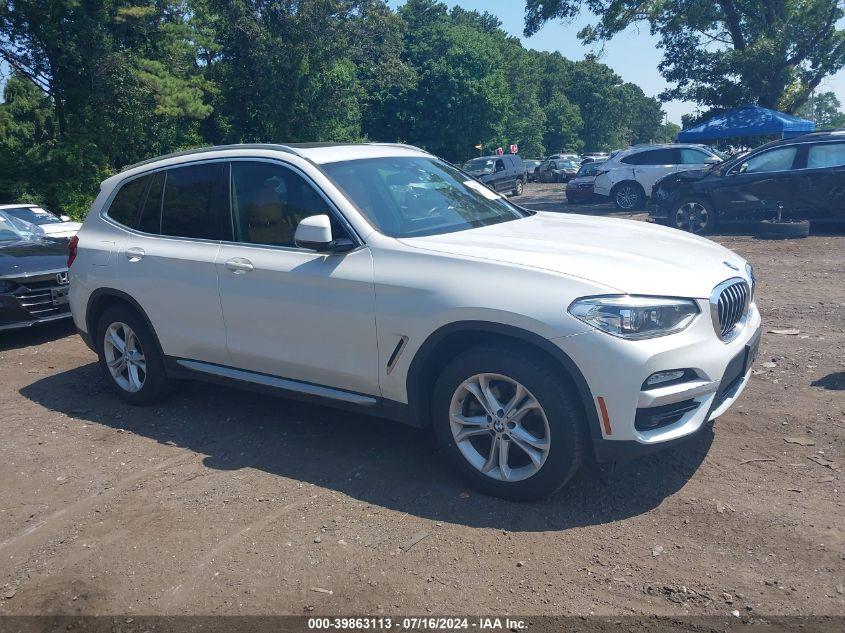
[645,370,686,387]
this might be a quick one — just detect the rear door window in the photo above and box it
[160,162,231,240]
[621,149,678,165]
[107,176,150,229]
[807,143,845,169]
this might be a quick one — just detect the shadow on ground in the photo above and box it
[811,372,845,391]
[21,363,712,532]
[0,319,76,352]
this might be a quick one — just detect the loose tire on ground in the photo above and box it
[757,219,810,239]
[96,303,173,405]
[431,345,586,501]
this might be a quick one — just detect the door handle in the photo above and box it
[225,258,254,274]
[125,247,145,262]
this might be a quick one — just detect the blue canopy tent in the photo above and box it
[676,105,815,143]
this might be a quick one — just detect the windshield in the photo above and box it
[463,158,495,174]
[323,156,528,238]
[0,211,45,242]
[3,206,63,225]
[576,162,603,177]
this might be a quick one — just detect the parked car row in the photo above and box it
[649,130,845,234]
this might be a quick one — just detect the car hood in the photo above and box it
[399,212,747,298]
[0,238,69,278]
[658,168,713,188]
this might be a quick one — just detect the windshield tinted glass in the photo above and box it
[0,211,44,241]
[464,158,495,174]
[577,162,603,177]
[4,206,62,225]
[323,157,527,238]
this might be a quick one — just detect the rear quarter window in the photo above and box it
[807,143,845,169]
[106,176,150,228]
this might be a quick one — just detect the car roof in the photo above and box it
[0,203,38,210]
[104,143,435,189]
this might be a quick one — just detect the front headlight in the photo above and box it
[568,296,700,340]
[0,279,18,293]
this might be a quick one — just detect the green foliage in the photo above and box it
[0,0,669,217]
[798,91,845,128]
[523,1,845,114]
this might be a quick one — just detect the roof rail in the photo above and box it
[367,142,430,154]
[123,143,302,171]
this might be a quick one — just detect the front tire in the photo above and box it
[611,181,645,210]
[432,346,586,500]
[673,198,716,234]
[96,304,172,405]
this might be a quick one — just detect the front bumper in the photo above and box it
[0,275,72,331]
[555,300,762,462]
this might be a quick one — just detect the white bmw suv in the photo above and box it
[594,144,723,211]
[68,143,760,500]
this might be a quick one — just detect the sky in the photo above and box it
[388,0,845,125]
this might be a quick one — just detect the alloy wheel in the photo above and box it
[103,322,147,393]
[615,185,639,210]
[675,201,709,233]
[449,373,551,482]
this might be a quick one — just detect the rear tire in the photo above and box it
[512,178,524,196]
[611,182,645,210]
[431,345,586,501]
[757,219,810,239]
[96,304,172,405]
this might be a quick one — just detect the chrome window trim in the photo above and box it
[100,155,365,249]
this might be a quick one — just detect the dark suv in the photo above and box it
[649,130,845,234]
[463,155,527,196]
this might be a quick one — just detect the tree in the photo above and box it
[523,0,845,113]
[798,90,845,128]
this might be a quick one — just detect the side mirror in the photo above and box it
[294,215,354,253]
[60,215,71,222]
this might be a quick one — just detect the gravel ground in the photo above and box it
[0,182,843,617]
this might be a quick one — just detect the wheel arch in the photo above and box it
[405,321,601,446]
[85,289,167,362]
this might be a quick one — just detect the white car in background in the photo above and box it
[594,144,723,210]
[1,204,82,238]
[69,142,759,500]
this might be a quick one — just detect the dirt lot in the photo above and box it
[1,182,843,617]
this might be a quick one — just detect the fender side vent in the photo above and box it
[386,336,409,375]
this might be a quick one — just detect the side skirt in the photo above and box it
[164,357,417,427]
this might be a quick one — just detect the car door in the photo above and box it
[492,158,508,191]
[803,142,845,218]
[710,145,801,218]
[215,159,379,396]
[627,148,680,194]
[116,161,232,366]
